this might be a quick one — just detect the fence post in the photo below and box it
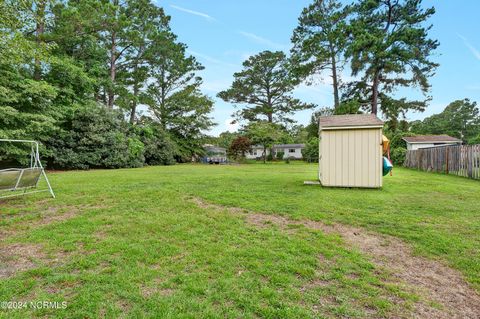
[445,146,449,174]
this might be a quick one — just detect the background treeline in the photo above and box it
[213,0,479,165]
[2,0,479,168]
[0,0,213,169]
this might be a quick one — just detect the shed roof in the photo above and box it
[402,135,462,143]
[319,114,383,129]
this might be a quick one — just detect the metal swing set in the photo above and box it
[0,139,55,200]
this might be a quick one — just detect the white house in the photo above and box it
[246,145,267,159]
[246,144,305,160]
[403,135,462,151]
[273,144,305,159]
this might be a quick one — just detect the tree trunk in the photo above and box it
[108,31,117,109]
[34,0,46,81]
[330,46,340,109]
[267,112,273,123]
[129,82,139,124]
[263,147,266,164]
[371,70,380,115]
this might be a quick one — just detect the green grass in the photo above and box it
[1,163,479,318]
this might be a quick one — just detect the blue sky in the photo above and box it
[156,0,480,136]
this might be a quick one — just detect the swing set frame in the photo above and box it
[0,139,55,199]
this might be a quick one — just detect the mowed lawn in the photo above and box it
[1,163,479,318]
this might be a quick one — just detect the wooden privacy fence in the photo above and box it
[404,144,480,180]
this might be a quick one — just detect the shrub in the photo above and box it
[266,153,274,161]
[302,137,319,163]
[48,103,144,169]
[390,147,407,165]
[276,151,284,160]
[137,123,177,166]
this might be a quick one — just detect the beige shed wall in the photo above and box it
[319,128,383,188]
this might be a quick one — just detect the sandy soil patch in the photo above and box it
[190,197,480,319]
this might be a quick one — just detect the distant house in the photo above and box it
[246,145,265,159]
[201,145,227,164]
[246,144,305,160]
[273,144,305,159]
[402,135,462,151]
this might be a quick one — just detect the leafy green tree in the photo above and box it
[289,125,309,143]
[218,51,314,124]
[346,0,439,115]
[410,99,480,143]
[305,107,334,139]
[302,137,319,162]
[217,131,239,149]
[291,0,350,109]
[0,0,215,169]
[0,0,58,144]
[245,122,284,163]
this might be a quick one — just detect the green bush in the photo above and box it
[276,151,284,160]
[47,103,145,169]
[137,123,177,166]
[302,137,319,163]
[266,153,274,161]
[390,147,407,165]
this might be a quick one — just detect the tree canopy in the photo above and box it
[346,0,439,115]
[410,99,480,144]
[218,51,314,125]
[0,0,214,167]
[291,0,349,109]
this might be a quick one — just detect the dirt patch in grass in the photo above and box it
[0,204,106,239]
[0,243,48,279]
[190,197,480,319]
[141,278,175,298]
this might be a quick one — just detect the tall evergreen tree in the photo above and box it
[346,0,439,115]
[115,0,171,123]
[218,51,314,125]
[146,37,214,160]
[291,0,350,109]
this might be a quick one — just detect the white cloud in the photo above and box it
[458,34,480,61]
[170,5,215,22]
[225,118,239,133]
[238,31,287,50]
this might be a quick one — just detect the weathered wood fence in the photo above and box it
[404,145,480,180]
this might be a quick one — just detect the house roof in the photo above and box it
[203,144,226,152]
[251,144,305,149]
[319,114,384,129]
[402,135,462,143]
[274,144,305,148]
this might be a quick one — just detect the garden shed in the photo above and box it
[318,114,384,188]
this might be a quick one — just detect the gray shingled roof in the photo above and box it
[274,144,305,148]
[319,114,383,129]
[402,135,462,143]
[251,144,305,149]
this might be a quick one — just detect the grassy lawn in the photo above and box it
[1,163,479,318]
